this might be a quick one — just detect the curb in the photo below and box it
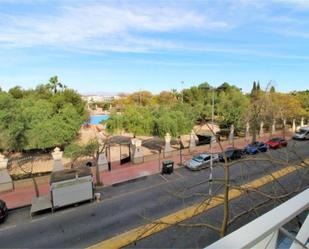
[8,204,31,212]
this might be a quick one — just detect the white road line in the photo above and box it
[30,216,47,223]
[159,174,169,182]
[174,171,185,178]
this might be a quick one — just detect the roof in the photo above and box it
[50,167,92,183]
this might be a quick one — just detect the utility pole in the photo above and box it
[181,81,184,103]
[139,89,141,106]
[209,87,215,196]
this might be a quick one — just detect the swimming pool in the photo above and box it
[89,115,109,125]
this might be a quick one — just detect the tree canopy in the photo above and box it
[106,81,307,138]
[0,77,87,152]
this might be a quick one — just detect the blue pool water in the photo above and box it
[89,115,109,125]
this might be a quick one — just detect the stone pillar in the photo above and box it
[0,154,13,192]
[164,133,173,157]
[301,117,304,127]
[131,138,144,164]
[98,153,108,171]
[272,120,276,134]
[52,147,64,172]
[189,130,196,150]
[164,133,172,152]
[229,125,234,145]
[259,121,264,137]
[292,119,296,132]
[245,122,250,141]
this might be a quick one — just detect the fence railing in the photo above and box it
[206,188,309,249]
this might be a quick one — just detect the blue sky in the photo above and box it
[0,0,308,94]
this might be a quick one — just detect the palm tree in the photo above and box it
[48,76,63,94]
[171,88,180,101]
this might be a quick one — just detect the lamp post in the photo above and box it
[209,87,215,196]
[201,85,216,196]
[181,81,184,103]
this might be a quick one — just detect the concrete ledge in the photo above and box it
[0,169,13,192]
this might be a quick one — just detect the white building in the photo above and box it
[82,95,121,103]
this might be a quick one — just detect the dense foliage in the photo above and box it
[106,82,307,138]
[105,104,194,137]
[0,77,87,152]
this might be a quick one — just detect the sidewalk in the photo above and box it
[0,131,292,209]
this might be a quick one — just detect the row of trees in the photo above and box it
[106,82,308,138]
[106,105,195,137]
[1,78,307,151]
[0,77,87,152]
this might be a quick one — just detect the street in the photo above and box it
[0,139,308,248]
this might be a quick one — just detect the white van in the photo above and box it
[293,126,309,140]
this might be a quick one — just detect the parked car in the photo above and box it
[293,126,309,140]
[185,153,219,171]
[219,147,243,162]
[266,137,288,149]
[0,199,8,223]
[244,141,268,154]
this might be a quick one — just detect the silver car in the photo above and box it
[185,153,219,171]
[293,127,309,140]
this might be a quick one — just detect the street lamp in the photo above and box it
[181,81,184,103]
[209,87,215,196]
[200,85,216,196]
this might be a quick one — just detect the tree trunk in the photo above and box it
[282,120,286,139]
[94,155,102,186]
[32,176,39,198]
[252,124,257,143]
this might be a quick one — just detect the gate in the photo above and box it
[120,143,131,165]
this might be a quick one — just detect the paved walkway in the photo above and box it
[0,131,292,209]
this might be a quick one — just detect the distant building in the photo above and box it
[82,95,121,103]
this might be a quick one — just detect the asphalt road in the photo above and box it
[0,139,308,248]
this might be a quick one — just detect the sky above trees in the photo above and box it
[0,0,308,93]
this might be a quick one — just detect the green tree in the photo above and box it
[0,79,87,152]
[64,143,85,168]
[47,76,63,94]
[106,104,194,138]
[9,86,24,99]
[217,88,249,130]
[270,86,276,93]
[292,90,309,115]
[122,106,154,136]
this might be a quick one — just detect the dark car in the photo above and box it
[219,147,243,162]
[266,137,288,149]
[244,141,268,154]
[0,199,8,223]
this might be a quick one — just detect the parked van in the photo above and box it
[293,126,309,140]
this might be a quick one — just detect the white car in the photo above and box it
[293,126,309,140]
[185,153,219,171]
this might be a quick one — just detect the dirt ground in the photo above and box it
[8,123,216,176]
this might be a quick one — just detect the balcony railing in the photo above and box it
[206,188,309,249]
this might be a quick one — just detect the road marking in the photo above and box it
[30,216,47,223]
[159,174,169,182]
[87,161,308,249]
[174,170,184,178]
[0,224,17,232]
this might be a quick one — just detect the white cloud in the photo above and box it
[276,0,309,8]
[0,2,229,52]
